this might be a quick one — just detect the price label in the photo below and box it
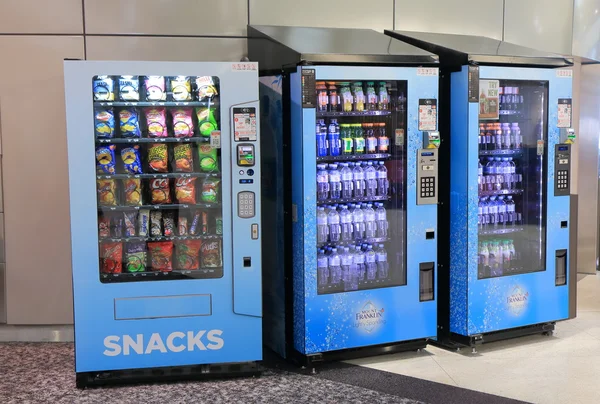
[556,69,573,78]
[210,130,221,148]
[417,68,439,76]
[395,129,405,146]
[231,62,258,71]
[537,140,545,156]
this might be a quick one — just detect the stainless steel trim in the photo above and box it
[0,325,74,342]
[569,194,578,319]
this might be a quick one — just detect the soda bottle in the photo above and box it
[489,241,501,277]
[317,81,328,112]
[352,162,366,197]
[377,82,389,110]
[501,123,511,150]
[505,195,515,226]
[316,120,328,157]
[339,205,353,241]
[511,123,522,149]
[376,244,389,279]
[364,203,377,239]
[375,202,388,238]
[366,124,378,153]
[317,207,329,244]
[341,124,353,155]
[365,161,378,197]
[328,248,342,285]
[328,83,339,112]
[327,120,341,156]
[328,163,342,200]
[494,123,502,150]
[317,249,329,287]
[479,242,490,278]
[352,204,365,241]
[376,161,389,196]
[488,196,498,227]
[316,163,329,201]
[377,123,389,153]
[355,245,366,281]
[328,205,341,243]
[340,163,353,198]
[354,124,365,154]
[366,82,378,111]
[365,245,377,280]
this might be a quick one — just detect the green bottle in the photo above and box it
[342,124,353,155]
[354,124,365,154]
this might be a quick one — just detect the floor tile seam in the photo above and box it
[429,354,460,387]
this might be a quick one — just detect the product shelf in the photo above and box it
[317,195,390,205]
[479,149,523,156]
[479,227,525,236]
[318,237,389,248]
[100,268,223,282]
[96,137,210,144]
[96,172,220,180]
[99,234,222,243]
[94,101,218,108]
[98,203,221,211]
[316,110,392,118]
[479,189,524,197]
[316,153,391,163]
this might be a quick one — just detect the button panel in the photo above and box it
[420,177,436,198]
[238,191,255,218]
[557,170,568,189]
[554,144,571,196]
[416,149,438,205]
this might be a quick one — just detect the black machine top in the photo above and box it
[385,30,573,69]
[248,25,438,72]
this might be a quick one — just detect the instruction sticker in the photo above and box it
[557,98,572,128]
[537,140,545,156]
[210,130,221,148]
[418,99,437,131]
[233,107,257,142]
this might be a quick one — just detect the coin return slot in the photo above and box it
[561,221,568,228]
[555,250,567,286]
[243,257,251,267]
[426,230,435,240]
[419,262,435,302]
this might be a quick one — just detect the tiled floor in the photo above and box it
[349,273,600,404]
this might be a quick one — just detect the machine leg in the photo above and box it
[471,347,477,355]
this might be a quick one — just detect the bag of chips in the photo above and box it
[119,76,139,101]
[150,178,171,204]
[121,146,142,174]
[201,239,222,268]
[145,76,166,101]
[96,145,116,174]
[175,178,196,204]
[172,108,194,138]
[150,211,162,237]
[170,76,192,101]
[196,107,218,137]
[178,215,188,236]
[138,209,150,236]
[174,143,193,172]
[94,108,115,139]
[145,107,168,138]
[119,108,141,138]
[123,178,142,206]
[125,243,147,273]
[98,215,110,238]
[100,242,122,273]
[195,76,218,101]
[148,143,168,173]
[176,240,202,270]
[201,178,220,203]
[197,144,218,172]
[163,211,175,237]
[93,76,114,101]
[148,241,174,272]
[97,179,117,206]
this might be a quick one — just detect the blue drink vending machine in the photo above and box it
[249,25,440,363]
[64,61,262,386]
[386,31,576,347]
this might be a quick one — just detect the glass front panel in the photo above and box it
[93,75,223,283]
[315,80,407,294]
[477,79,548,279]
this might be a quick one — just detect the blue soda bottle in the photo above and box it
[328,120,341,156]
[316,120,327,157]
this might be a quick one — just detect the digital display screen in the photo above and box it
[421,152,435,156]
[558,146,569,151]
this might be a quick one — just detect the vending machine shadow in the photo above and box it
[385,31,575,349]
[250,25,440,366]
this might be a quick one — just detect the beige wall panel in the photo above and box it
[0,0,83,34]
[0,36,84,325]
[572,0,600,60]
[0,263,5,323]
[86,36,247,62]
[249,0,393,32]
[84,0,248,36]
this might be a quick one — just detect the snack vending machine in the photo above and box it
[249,25,440,362]
[386,31,575,347]
[64,61,262,386]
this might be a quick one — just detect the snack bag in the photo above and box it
[145,107,168,138]
[93,76,114,101]
[123,211,137,236]
[150,178,171,204]
[196,107,218,137]
[145,76,166,101]
[189,210,201,235]
[148,143,168,173]
[123,178,142,206]
[163,211,175,237]
[201,211,209,235]
[148,241,174,272]
[175,178,196,204]
[100,242,122,273]
[197,144,218,172]
[150,211,162,237]
[119,76,139,101]
[201,178,220,203]
[172,108,194,138]
[98,215,110,238]
[170,76,192,101]
[178,215,188,236]
[125,243,147,273]
[94,108,115,139]
[96,145,116,174]
[121,146,142,174]
[97,179,117,206]
[119,108,141,138]
[175,240,202,270]
[174,143,193,172]
[138,209,150,236]
[201,239,223,268]
[195,76,218,101]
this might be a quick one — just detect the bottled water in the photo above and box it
[317,249,329,287]
[508,240,517,270]
[478,198,485,228]
[479,242,489,277]
[507,158,516,189]
[355,245,366,282]
[376,161,389,196]
[502,240,512,272]
[352,162,366,198]
[489,196,499,227]
[339,205,353,241]
[328,163,342,200]
[375,203,388,238]
[327,206,341,243]
[365,245,377,280]
[493,157,503,190]
[340,163,354,198]
[484,157,495,191]
[501,123,512,150]
[365,161,378,197]
[511,123,522,149]
[317,164,329,201]
[364,203,377,239]
[328,248,342,285]
[376,244,389,279]
[497,196,507,226]
[505,196,515,226]
[481,197,489,228]
[317,207,329,244]
[478,160,484,192]
[352,203,365,241]
[499,158,509,190]
[341,247,357,291]
[327,119,341,156]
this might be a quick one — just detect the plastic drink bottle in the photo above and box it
[375,203,388,238]
[317,164,329,201]
[493,158,503,190]
[479,242,489,277]
[352,162,366,197]
[489,196,499,227]
[377,82,389,110]
[508,240,517,270]
[341,123,353,155]
[365,161,378,197]
[485,123,494,149]
[354,124,365,154]
[502,240,512,272]
[316,120,327,157]
[317,249,329,287]
[328,248,342,285]
[479,124,486,150]
[501,123,512,150]
[328,163,342,200]
[507,158,516,189]
[489,241,501,277]
[484,157,495,191]
[511,123,522,149]
[376,244,389,279]
[366,82,377,111]
[377,123,389,153]
[327,206,341,243]
[366,125,378,153]
[339,205,353,242]
[376,161,389,196]
[364,203,377,239]
[327,120,341,156]
[317,207,329,244]
[478,198,484,228]
[494,123,503,150]
[341,247,357,291]
[355,245,366,281]
[478,159,484,192]
[353,204,365,241]
[481,197,489,228]
[340,163,353,199]
[365,245,377,280]
[497,196,507,226]
[505,196,515,226]
[499,158,508,190]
